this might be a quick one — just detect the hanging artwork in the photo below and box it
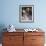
[19,5,34,23]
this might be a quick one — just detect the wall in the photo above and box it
[0,0,46,44]
[0,0,46,29]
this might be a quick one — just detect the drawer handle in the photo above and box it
[9,38,13,40]
[9,38,12,40]
[32,39,36,40]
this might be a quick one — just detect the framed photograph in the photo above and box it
[19,5,34,23]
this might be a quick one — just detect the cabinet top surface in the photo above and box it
[3,29,45,33]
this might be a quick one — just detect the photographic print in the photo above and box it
[19,5,34,23]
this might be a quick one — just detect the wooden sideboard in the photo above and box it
[2,31,45,46]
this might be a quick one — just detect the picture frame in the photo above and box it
[19,5,34,23]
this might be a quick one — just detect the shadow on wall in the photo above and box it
[0,24,7,43]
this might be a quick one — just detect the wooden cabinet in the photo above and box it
[24,32,45,46]
[3,32,24,46]
[2,32,45,46]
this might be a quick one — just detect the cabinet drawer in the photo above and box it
[24,35,45,46]
[3,43,23,46]
[32,44,44,46]
[24,32,44,36]
[32,36,45,44]
[3,36,23,44]
[3,32,23,36]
